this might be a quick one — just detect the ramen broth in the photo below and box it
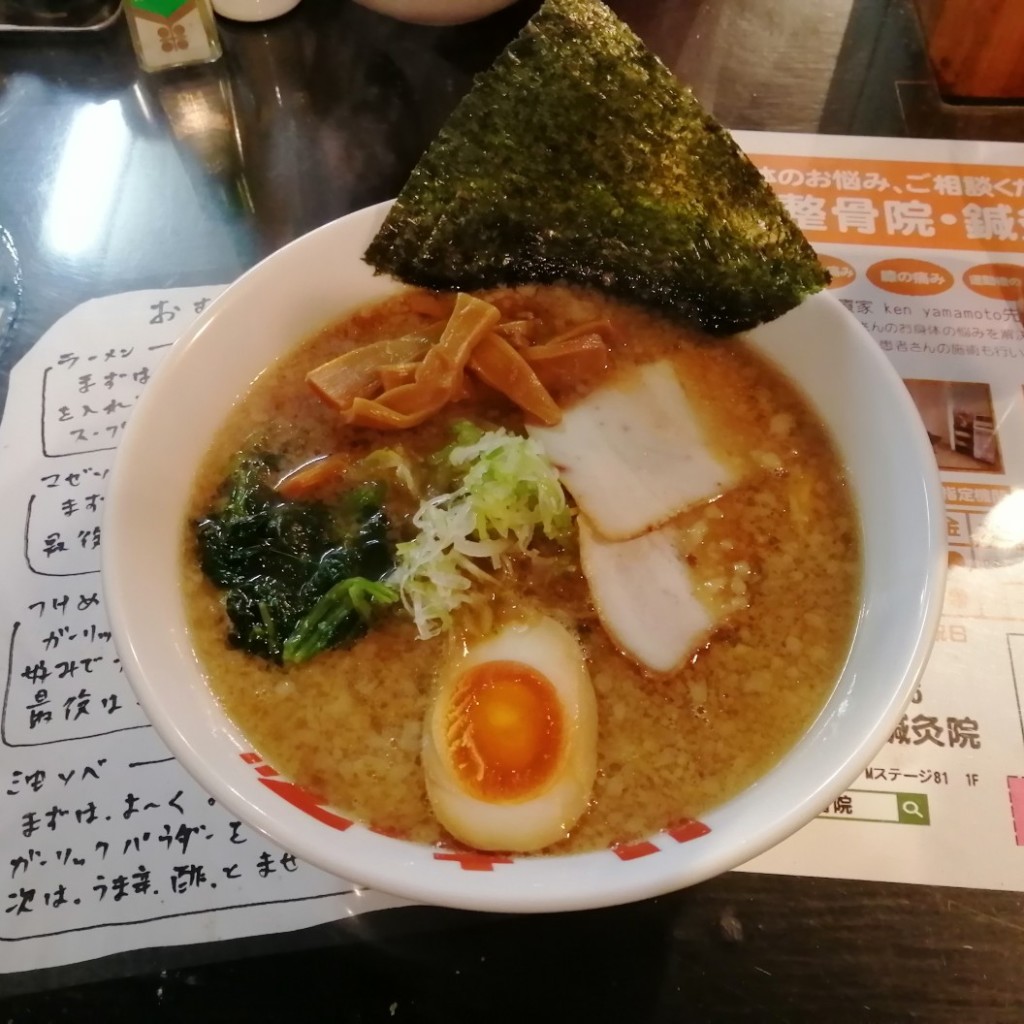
[182,285,861,853]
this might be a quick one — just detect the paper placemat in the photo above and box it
[732,131,1024,890]
[0,287,410,976]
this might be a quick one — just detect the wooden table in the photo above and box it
[1,1,1023,1019]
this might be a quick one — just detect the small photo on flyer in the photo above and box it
[903,379,1003,473]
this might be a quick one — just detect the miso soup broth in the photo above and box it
[182,285,861,854]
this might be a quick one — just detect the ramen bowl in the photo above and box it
[104,202,946,913]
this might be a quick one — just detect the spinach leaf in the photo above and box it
[194,452,396,664]
[283,578,399,666]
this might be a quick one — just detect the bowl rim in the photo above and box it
[103,201,947,913]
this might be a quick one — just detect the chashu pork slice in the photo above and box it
[528,360,736,541]
[579,516,713,674]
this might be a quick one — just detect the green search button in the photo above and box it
[896,792,930,825]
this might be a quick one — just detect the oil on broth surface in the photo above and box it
[182,285,861,853]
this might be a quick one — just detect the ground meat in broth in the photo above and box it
[182,284,861,853]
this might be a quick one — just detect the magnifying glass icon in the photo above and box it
[901,799,924,818]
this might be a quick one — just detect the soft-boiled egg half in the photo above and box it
[422,615,598,852]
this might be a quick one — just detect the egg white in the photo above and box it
[422,615,598,852]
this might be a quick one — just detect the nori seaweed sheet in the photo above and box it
[364,0,829,336]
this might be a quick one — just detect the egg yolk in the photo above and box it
[445,660,564,802]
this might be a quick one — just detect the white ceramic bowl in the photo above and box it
[104,202,946,913]
[351,0,519,26]
[212,0,303,22]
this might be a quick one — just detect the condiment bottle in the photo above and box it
[124,0,223,73]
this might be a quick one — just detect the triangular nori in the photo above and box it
[364,0,828,337]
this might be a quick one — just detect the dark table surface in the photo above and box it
[2,0,1024,1020]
